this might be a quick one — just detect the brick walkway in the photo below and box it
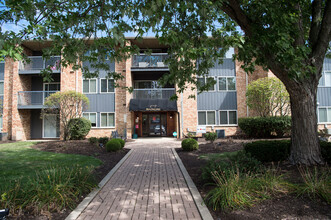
[76,142,202,220]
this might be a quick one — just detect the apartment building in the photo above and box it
[0,38,330,140]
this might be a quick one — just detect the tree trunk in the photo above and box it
[288,85,323,165]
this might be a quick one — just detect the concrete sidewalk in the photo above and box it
[69,139,212,220]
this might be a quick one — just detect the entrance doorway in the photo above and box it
[142,113,167,137]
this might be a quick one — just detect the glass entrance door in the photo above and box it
[43,114,60,138]
[142,113,167,137]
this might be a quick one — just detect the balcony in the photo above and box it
[133,88,175,99]
[132,54,169,71]
[19,56,61,74]
[17,91,59,109]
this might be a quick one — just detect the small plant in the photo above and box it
[114,138,125,148]
[296,166,331,204]
[205,132,217,147]
[182,138,199,151]
[88,137,98,145]
[68,117,92,140]
[106,139,122,152]
[98,137,110,146]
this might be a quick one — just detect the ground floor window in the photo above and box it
[43,114,60,138]
[83,112,97,127]
[100,112,115,127]
[219,110,237,125]
[318,107,331,123]
[198,111,216,125]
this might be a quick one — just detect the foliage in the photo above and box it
[105,139,122,152]
[181,138,199,151]
[42,91,89,141]
[244,140,291,162]
[201,151,262,182]
[204,132,217,144]
[320,141,331,164]
[246,77,290,117]
[0,165,98,215]
[114,138,125,148]
[98,137,109,146]
[68,117,91,140]
[88,137,98,145]
[238,116,291,138]
[205,167,289,211]
[296,166,331,204]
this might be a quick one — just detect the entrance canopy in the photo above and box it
[129,99,177,111]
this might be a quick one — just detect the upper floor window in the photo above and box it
[100,79,115,93]
[219,110,237,125]
[0,81,3,95]
[197,77,216,92]
[83,79,97,93]
[318,107,331,123]
[218,77,236,91]
[319,71,331,87]
[198,111,216,125]
[83,112,97,127]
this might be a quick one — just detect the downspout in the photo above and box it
[246,72,249,117]
[181,92,184,138]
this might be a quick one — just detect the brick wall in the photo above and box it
[86,128,116,138]
[60,64,82,92]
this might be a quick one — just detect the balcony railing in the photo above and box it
[19,56,61,73]
[132,53,169,68]
[17,91,59,108]
[133,88,175,99]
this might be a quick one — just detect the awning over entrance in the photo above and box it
[129,99,177,111]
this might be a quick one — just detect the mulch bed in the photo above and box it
[176,139,331,220]
[10,140,130,220]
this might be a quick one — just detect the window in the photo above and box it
[198,111,216,125]
[83,112,97,127]
[318,107,331,123]
[100,79,114,93]
[197,77,216,91]
[0,115,2,131]
[100,113,115,127]
[219,110,237,125]
[319,71,331,87]
[0,81,3,95]
[83,79,97,93]
[218,77,236,91]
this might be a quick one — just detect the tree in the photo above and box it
[246,77,290,117]
[1,1,330,164]
[42,91,89,141]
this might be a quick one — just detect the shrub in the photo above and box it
[88,137,98,145]
[105,139,122,152]
[244,140,291,162]
[98,137,109,146]
[68,118,91,140]
[114,138,125,148]
[181,138,199,151]
[320,141,331,164]
[205,132,217,144]
[238,116,291,138]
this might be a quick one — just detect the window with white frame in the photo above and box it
[218,77,236,91]
[197,77,216,91]
[83,112,97,127]
[100,113,115,127]
[318,107,331,123]
[100,78,115,93]
[319,71,331,87]
[83,79,97,93]
[198,111,216,125]
[0,81,3,95]
[219,110,237,125]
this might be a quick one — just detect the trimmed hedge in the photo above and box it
[98,137,109,146]
[238,116,291,138]
[182,138,199,151]
[106,139,122,152]
[204,132,217,143]
[244,140,331,163]
[68,118,91,140]
[114,138,125,148]
[88,137,98,145]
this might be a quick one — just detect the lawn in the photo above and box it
[0,141,102,186]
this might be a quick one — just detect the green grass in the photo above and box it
[0,142,102,186]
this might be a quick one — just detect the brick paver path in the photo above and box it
[76,141,202,220]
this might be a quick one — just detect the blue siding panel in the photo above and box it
[208,59,236,77]
[323,58,331,71]
[197,92,237,110]
[85,93,115,112]
[317,87,331,106]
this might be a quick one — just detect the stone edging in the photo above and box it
[65,149,133,220]
[171,148,214,220]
